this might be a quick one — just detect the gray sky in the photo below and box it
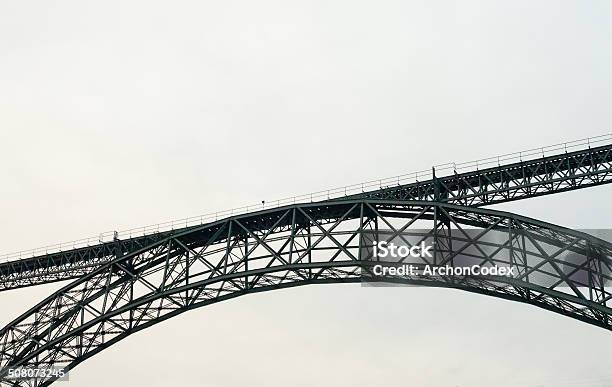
[1,1,612,386]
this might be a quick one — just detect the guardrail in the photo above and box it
[2,133,611,263]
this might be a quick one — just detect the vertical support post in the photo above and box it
[374,208,379,262]
[307,223,312,280]
[185,247,190,305]
[358,203,364,261]
[289,208,296,265]
[224,220,233,275]
[433,167,440,202]
[433,204,438,266]
[244,233,249,292]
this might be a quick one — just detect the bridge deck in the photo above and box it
[1,142,612,291]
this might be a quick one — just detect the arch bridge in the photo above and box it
[1,137,612,386]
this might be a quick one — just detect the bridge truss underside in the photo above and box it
[1,200,611,386]
[3,142,612,292]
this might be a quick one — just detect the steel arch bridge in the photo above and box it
[1,139,612,386]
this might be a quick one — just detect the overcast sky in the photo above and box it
[1,1,612,386]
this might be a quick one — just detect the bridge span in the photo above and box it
[1,136,612,386]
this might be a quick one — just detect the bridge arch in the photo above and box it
[1,200,611,386]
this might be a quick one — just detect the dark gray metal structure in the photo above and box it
[2,142,611,292]
[1,139,612,386]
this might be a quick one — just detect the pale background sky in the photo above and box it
[1,1,612,386]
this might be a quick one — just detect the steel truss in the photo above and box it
[1,143,612,292]
[1,200,611,386]
[0,233,178,292]
[353,143,612,205]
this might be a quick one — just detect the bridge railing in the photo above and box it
[2,133,611,263]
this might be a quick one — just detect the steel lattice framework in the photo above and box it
[353,142,612,205]
[0,201,611,386]
[1,141,612,386]
[1,142,612,292]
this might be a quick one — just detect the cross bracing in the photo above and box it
[1,141,612,386]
